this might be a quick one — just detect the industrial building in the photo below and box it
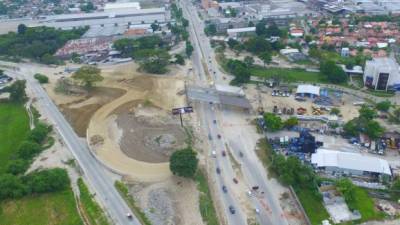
[311,149,392,179]
[296,84,320,98]
[227,27,256,38]
[34,7,170,30]
[363,57,400,91]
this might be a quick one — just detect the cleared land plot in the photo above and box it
[0,103,29,173]
[0,189,83,225]
[250,66,326,83]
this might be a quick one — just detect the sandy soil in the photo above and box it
[125,176,204,225]
[115,103,186,163]
[86,62,187,181]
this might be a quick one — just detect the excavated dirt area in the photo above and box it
[59,87,126,137]
[114,101,186,163]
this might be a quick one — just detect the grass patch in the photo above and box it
[295,188,330,225]
[250,66,326,83]
[363,89,396,97]
[114,181,152,225]
[0,102,30,173]
[345,186,385,222]
[0,189,83,225]
[195,170,219,225]
[77,178,110,225]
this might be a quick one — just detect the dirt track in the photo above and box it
[86,63,187,181]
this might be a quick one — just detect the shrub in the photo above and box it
[34,73,49,84]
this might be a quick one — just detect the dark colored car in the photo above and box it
[233,178,238,184]
[217,134,221,139]
[216,167,221,174]
[229,206,236,214]
[222,150,226,157]
[222,185,228,193]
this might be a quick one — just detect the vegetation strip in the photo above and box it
[77,178,110,225]
[195,170,220,225]
[114,180,152,225]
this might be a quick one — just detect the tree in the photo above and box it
[243,37,271,54]
[244,56,254,67]
[17,141,42,159]
[336,178,356,203]
[256,21,267,36]
[6,159,29,175]
[305,35,312,43]
[151,22,159,32]
[182,18,189,27]
[284,117,298,128]
[364,120,384,139]
[376,101,391,112]
[390,178,400,200]
[134,49,171,74]
[6,80,27,103]
[41,53,59,65]
[263,113,283,131]
[204,24,217,36]
[358,105,377,120]
[330,108,341,115]
[174,54,185,65]
[185,41,194,57]
[259,52,272,67]
[34,73,49,84]
[169,147,198,178]
[24,168,70,194]
[17,24,27,35]
[226,59,250,84]
[0,174,26,199]
[80,2,95,12]
[320,60,348,84]
[343,119,359,137]
[29,122,51,144]
[72,66,103,89]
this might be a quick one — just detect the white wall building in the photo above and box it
[363,57,400,91]
[311,149,392,178]
[227,27,256,38]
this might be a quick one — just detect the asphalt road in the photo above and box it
[6,64,140,225]
[181,1,289,225]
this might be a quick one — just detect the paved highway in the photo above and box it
[181,1,289,225]
[5,64,140,225]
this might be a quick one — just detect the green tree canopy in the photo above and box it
[259,52,272,67]
[376,101,391,112]
[320,60,348,84]
[169,147,198,178]
[263,112,283,132]
[0,174,27,199]
[134,49,171,74]
[244,56,254,67]
[6,159,29,175]
[358,105,377,120]
[24,168,70,194]
[185,41,194,57]
[284,117,299,128]
[17,141,42,159]
[72,65,103,89]
[5,79,27,103]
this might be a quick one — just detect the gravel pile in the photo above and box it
[146,188,175,225]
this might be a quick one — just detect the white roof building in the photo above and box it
[311,149,392,176]
[227,27,256,38]
[104,2,141,11]
[280,48,299,55]
[296,84,320,96]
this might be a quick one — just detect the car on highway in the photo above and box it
[229,206,236,214]
[126,213,133,219]
[217,134,221,139]
[212,150,216,157]
[213,119,216,124]
[222,185,228,193]
[233,178,238,184]
[216,167,221,174]
[239,151,243,157]
[222,150,226,157]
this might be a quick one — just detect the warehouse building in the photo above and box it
[364,57,400,91]
[296,84,320,98]
[311,149,392,180]
[34,8,170,30]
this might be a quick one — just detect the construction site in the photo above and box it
[36,61,206,225]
